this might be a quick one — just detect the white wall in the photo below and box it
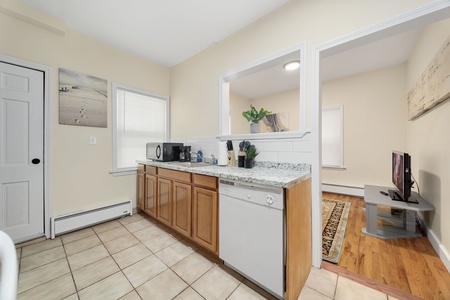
[0,2,170,216]
[406,18,450,258]
[322,64,408,188]
[172,135,312,165]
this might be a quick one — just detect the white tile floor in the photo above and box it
[14,213,397,299]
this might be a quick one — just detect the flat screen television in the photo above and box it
[389,151,414,202]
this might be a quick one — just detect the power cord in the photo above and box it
[411,173,420,195]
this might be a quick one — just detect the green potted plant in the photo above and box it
[244,145,259,168]
[242,105,271,133]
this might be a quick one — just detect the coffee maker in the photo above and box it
[179,146,191,162]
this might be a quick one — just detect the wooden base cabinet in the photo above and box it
[173,182,192,238]
[157,178,173,226]
[137,165,145,211]
[137,164,219,255]
[145,174,157,218]
[193,186,218,254]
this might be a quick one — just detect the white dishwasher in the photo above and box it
[219,179,285,299]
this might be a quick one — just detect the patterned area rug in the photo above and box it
[322,198,351,263]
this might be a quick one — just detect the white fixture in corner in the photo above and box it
[283,60,300,71]
[0,231,18,300]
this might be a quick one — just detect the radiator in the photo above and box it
[51,200,132,238]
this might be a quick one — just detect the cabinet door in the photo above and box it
[193,187,218,254]
[137,172,145,210]
[157,178,173,226]
[145,174,157,218]
[173,181,192,238]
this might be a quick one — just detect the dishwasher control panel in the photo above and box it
[219,179,284,210]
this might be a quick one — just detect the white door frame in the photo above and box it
[0,53,52,239]
[310,1,450,268]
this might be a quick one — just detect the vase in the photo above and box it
[250,122,260,133]
[244,159,254,169]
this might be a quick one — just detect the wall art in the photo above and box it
[407,35,450,120]
[261,112,289,132]
[59,68,107,127]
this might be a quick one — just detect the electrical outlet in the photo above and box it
[89,136,97,145]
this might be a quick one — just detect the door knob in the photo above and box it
[32,158,40,164]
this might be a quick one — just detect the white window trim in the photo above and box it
[322,105,344,169]
[111,82,169,176]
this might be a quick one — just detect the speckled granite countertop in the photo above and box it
[137,160,311,188]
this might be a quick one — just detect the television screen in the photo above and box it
[391,151,411,201]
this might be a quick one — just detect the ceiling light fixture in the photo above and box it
[283,60,300,71]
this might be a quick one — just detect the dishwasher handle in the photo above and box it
[266,195,274,205]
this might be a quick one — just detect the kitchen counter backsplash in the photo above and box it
[137,160,311,188]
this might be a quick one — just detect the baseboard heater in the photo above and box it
[322,183,364,197]
[51,200,132,238]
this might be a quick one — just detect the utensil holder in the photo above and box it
[238,155,245,168]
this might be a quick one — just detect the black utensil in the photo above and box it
[226,140,233,151]
[243,141,251,151]
[239,141,244,151]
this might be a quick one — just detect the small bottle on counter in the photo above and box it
[197,148,203,162]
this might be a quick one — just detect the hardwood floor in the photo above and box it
[322,192,450,300]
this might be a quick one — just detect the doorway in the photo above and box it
[0,55,51,243]
[311,0,450,269]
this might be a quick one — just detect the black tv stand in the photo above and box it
[388,189,419,204]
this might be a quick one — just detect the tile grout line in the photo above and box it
[15,215,264,300]
[61,237,80,300]
[97,219,146,299]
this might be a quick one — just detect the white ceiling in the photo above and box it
[229,29,420,99]
[230,51,300,99]
[21,0,291,67]
[321,29,420,82]
[20,0,424,98]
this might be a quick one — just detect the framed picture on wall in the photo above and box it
[261,112,289,132]
[59,68,107,128]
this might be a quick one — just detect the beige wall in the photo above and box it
[170,0,438,138]
[251,89,300,132]
[322,65,408,188]
[229,91,250,134]
[230,89,299,134]
[406,18,450,251]
[0,3,170,216]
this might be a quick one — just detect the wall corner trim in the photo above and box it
[0,1,66,36]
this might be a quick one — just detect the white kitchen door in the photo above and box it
[0,62,44,243]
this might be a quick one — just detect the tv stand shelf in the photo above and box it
[362,185,434,239]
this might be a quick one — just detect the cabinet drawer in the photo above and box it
[158,168,191,183]
[193,174,217,190]
[146,166,157,175]
[138,164,145,173]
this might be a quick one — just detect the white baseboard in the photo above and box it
[416,214,450,273]
[322,183,364,198]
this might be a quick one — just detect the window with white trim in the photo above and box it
[322,105,344,168]
[112,82,169,175]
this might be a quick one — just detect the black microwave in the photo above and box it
[146,142,183,162]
